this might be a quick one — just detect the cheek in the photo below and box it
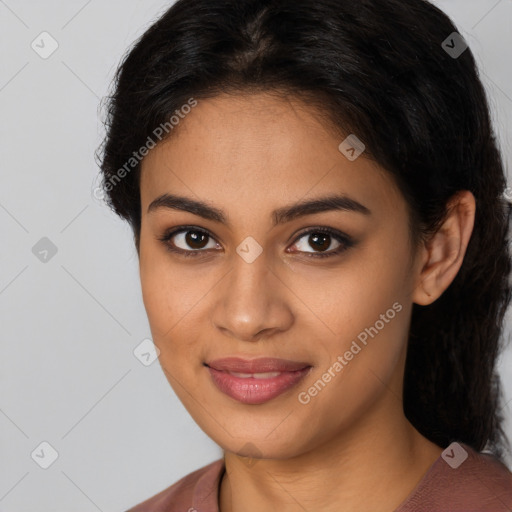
[139,263,197,385]
[332,244,412,384]
[138,241,217,361]
[139,235,185,341]
[140,263,189,340]
[303,246,412,399]
[290,243,410,344]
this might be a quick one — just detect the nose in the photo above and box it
[211,250,294,342]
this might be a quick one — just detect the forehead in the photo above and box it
[139,92,402,221]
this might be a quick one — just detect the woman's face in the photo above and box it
[138,92,423,459]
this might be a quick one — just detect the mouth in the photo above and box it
[204,357,312,405]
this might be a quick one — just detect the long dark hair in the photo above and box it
[97,0,512,463]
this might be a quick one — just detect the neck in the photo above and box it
[219,399,442,512]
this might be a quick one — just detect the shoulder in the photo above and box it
[125,458,225,512]
[397,442,512,512]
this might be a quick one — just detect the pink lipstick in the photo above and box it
[205,357,312,404]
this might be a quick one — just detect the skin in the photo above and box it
[138,91,476,512]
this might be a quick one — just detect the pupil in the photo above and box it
[186,231,207,249]
[310,233,330,252]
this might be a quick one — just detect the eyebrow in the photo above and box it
[147,193,371,227]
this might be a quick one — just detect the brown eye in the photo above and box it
[159,227,219,256]
[289,227,354,259]
[293,231,341,254]
[183,230,210,249]
[307,233,332,252]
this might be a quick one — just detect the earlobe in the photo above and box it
[414,280,435,306]
[412,190,476,306]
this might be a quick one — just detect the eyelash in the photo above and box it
[157,225,354,260]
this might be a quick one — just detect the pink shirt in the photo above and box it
[126,442,512,511]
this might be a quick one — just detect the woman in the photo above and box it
[97,0,512,510]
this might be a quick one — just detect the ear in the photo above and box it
[413,190,476,306]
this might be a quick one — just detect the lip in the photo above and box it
[205,357,312,405]
[207,357,311,373]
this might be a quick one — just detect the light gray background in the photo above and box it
[0,1,511,511]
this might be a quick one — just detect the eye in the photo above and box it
[288,227,354,259]
[158,226,220,257]
[158,225,354,259]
